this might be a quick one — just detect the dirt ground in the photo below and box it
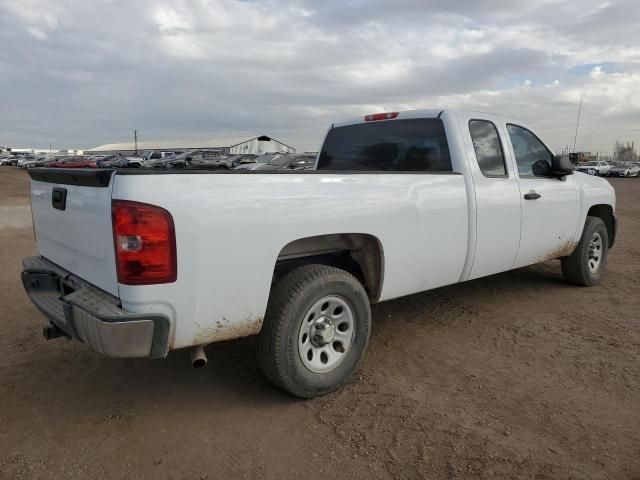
[0,167,638,479]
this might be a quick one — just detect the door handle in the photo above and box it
[524,190,541,200]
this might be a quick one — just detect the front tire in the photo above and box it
[257,264,371,398]
[561,216,609,286]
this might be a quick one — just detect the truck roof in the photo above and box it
[329,108,555,156]
[332,108,517,129]
[333,109,443,128]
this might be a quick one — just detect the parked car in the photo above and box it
[35,157,57,167]
[575,161,611,176]
[227,154,258,168]
[142,151,182,167]
[98,156,141,168]
[234,153,285,170]
[255,153,317,170]
[17,157,33,168]
[41,157,67,168]
[94,155,116,167]
[152,150,229,169]
[607,162,640,177]
[0,155,18,166]
[97,156,120,168]
[23,156,51,168]
[188,151,239,169]
[22,108,617,398]
[125,157,144,168]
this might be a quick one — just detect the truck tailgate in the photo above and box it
[30,169,119,296]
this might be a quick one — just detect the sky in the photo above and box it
[0,0,638,153]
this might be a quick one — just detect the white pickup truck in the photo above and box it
[22,109,616,397]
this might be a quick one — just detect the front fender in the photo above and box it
[574,172,616,245]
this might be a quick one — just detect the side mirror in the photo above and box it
[531,159,552,177]
[551,154,574,177]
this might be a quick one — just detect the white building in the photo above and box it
[229,135,295,155]
[86,134,295,156]
[0,147,83,155]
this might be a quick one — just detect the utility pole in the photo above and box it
[134,129,138,156]
[572,97,582,153]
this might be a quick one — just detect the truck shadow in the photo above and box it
[10,261,574,417]
[370,260,574,337]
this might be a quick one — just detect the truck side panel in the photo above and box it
[112,172,469,349]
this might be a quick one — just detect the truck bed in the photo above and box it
[28,167,469,350]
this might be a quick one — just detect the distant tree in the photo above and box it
[614,141,637,161]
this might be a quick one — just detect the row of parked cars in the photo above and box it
[145,151,317,170]
[575,160,640,177]
[107,151,317,170]
[0,151,317,171]
[0,154,97,169]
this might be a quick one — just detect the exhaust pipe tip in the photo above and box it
[192,357,206,369]
[190,345,207,369]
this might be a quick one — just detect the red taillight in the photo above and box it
[112,200,177,285]
[364,112,399,121]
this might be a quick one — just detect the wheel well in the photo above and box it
[274,234,384,302]
[587,204,615,247]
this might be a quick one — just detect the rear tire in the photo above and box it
[561,216,609,286]
[257,264,371,398]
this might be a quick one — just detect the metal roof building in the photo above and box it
[85,134,295,156]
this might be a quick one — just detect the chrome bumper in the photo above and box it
[21,256,169,358]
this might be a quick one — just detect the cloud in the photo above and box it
[589,66,605,79]
[27,27,48,40]
[0,0,638,153]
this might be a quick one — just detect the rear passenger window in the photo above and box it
[469,120,506,177]
[318,119,452,172]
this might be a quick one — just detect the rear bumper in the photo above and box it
[21,256,169,358]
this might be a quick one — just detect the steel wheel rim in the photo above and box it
[298,295,355,373]
[588,232,603,273]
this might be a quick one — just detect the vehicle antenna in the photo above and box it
[572,97,582,153]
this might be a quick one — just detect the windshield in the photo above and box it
[582,162,598,166]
